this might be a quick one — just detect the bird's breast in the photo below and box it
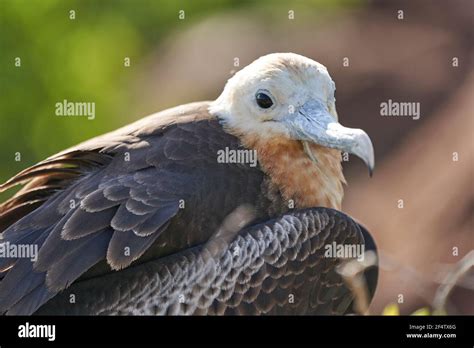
[240,135,345,210]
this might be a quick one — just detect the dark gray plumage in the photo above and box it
[35,208,376,315]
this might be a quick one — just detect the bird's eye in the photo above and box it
[255,92,274,109]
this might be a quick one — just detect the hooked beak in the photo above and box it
[284,99,375,176]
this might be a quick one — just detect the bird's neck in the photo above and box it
[240,135,346,210]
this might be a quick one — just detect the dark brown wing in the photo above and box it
[35,208,378,315]
[0,102,277,315]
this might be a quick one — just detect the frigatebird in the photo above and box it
[0,53,377,315]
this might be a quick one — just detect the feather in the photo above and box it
[0,168,81,192]
[106,227,166,270]
[46,229,113,291]
[0,199,45,233]
[103,185,130,201]
[61,207,116,240]
[80,188,120,212]
[110,204,150,232]
[132,203,179,236]
[0,227,50,313]
[6,282,56,315]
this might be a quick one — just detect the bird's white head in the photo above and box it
[210,52,374,175]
